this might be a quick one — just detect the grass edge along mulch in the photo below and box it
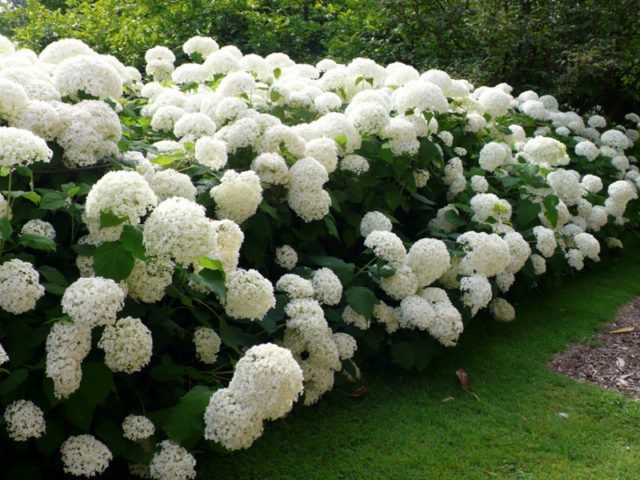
[205,248,640,480]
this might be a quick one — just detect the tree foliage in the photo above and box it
[0,0,638,117]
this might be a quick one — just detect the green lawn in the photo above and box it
[205,247,640,480]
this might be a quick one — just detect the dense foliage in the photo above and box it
[1,0,638,117]
[0,30,639,478]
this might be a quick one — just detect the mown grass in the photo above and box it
[206,246,640,480]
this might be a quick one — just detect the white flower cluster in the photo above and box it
[522,136,570,167]
[605,180,637,219]
[420,287,464,346]
[224,269,275,320]
[210,169,263,224]
[20,219,56,239]
[490,297,516,322]
[45,322,92,399]
[274,244,298,270]
[311,267,343,305]
[149,440,196,480]
[0,259,45,314]
[282,298,342,405]
[98,317,153,373]
[143,197,214,267]
[287,157,331,222]
[0,126,52,168]
[4,399,46,441]
[460,273,492,316]
[193,327,222,364]
[457,231,511,277]
[60,434,113,477]
[61,277,125,328]
[276,273,314,298]
[204,344,303,450]
[84,170,157,242]
[122,415,155,442]
[126,257,174,303]
[470,193,512,225]
[360,211,393,237]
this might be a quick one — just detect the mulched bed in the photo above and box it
[549,297,640,400]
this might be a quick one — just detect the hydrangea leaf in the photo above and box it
[79,361,115,406]
[19,234,57,252]
[0,218,12,242]
[543,195,560,227]
[345,286,378,318]
[99,210,129,228]
[120,224,145,261]
[391,342,415,370]
[93,241,135,282]
[166,385,215,447]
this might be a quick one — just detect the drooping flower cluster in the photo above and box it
[204,344,304,450]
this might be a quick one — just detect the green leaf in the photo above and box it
[72,243,96,256]
[39,265,69,287]
[308,255,354,284]
[443,209,467,227]
[259,201,279,220]
[39,265,69,295]
[324,215,340,240]
[270,89,282,102]
[197,257,224,272]
[93,242,135,282]
[120,225,145,260]
[99,211,129,228]
[7,190,41,205]
[378,264,396,278]
[150,364,184,382]
[39,191,68,211]
[345,286,378,318]
[167,385,215,447]
[543,195,560,228]
[35,421,65,456]
[0,218,12,242]
[19,234,57,252]
[24,191,41,204]
[192,268,227,299]
[78,361,114,406]
[335,134,347,150]
[0,368,28,394]
[62,393,94,431]
[391,342,415,370]
[501,175,521,189]
[5,465,42,480]
[273,67,281,79]
[419,137,443,162]
[514,199,542,226]
[384,189,402,211]
[218,317,240,353]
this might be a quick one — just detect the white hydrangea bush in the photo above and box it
[0,32,639,477]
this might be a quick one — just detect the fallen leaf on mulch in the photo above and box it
[607,326,634,334]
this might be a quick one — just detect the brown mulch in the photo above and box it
[549,297,640,400]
